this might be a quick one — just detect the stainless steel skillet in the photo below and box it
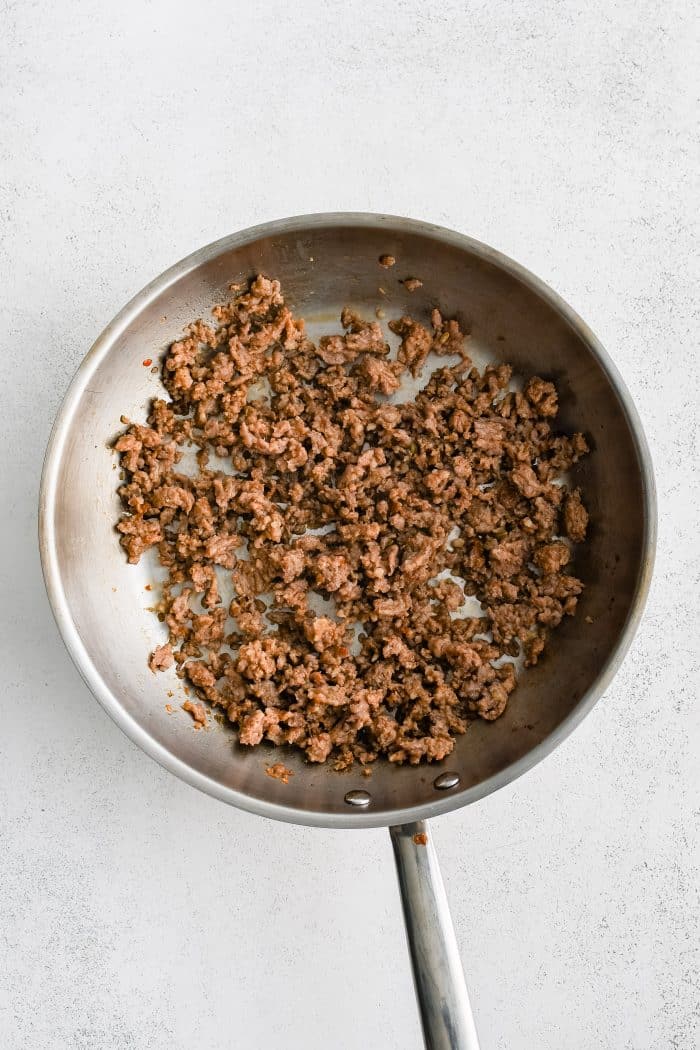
[39,214,656,1048]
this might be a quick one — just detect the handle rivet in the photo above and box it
[433,772,460,790]
[344,789,372,807]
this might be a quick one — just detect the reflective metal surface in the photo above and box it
[391,822,481,1049]
[39,213,656,830]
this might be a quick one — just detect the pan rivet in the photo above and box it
[344,789,372,807]
[433,772,460,790]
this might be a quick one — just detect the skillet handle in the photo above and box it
[390,821,480,1050]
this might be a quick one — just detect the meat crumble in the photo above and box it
[265,763,294,784]
[114,274,589,770]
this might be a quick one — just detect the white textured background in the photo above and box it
[1,2,698,1048]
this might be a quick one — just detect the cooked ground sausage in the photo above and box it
[115,275,589,770]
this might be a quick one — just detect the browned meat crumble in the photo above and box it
[182,698,207,727]
[114,274,589,770]
[265,762,294,784]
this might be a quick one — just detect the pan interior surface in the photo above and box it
[40,215,654,827]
